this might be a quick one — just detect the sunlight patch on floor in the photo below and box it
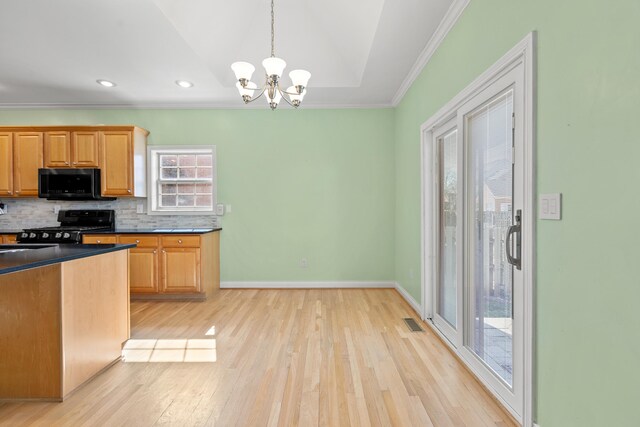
[122,338,216,363]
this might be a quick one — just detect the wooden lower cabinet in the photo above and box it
[117,235,159,294]
[161,247,200,293]
[82,232,219,299]
[1,234,17,244]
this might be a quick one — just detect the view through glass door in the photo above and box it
[429,63,525,417]
[432,122,462,346]
[467,89,515,387]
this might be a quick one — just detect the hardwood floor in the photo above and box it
[0,289,516,426]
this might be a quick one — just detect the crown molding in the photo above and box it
[0,102,393,111]
[391,0,471,107]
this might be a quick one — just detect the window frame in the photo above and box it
[147,145,217,216]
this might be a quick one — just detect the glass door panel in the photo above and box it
[467,89,514,386]
[437,129,458,328]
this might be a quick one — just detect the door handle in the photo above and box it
[506,209,522,270]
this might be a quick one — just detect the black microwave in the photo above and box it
[38,168,115,201]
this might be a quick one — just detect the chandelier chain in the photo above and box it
[270,0,275,57]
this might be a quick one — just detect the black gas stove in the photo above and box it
[17,210,115,244]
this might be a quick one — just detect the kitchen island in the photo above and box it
[0,244,134,401]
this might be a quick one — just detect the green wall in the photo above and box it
[394,0,640,425]
[0,109,396,282]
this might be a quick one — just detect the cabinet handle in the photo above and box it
[127,189,132,194]
[72,162,77,165]
[15,191,20,194]
[162,250,166,253]
[178,239,183,244]
[135,239,140,243]
[153,250,157,254]
[97,240,101,243]
[7,191,11,195]
[65,162,69,165]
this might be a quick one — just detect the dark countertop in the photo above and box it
[0,243,136,275]
[88,228,222,234]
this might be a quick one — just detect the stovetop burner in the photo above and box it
[17,209,115,244]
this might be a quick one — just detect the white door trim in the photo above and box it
[420,32,536,426]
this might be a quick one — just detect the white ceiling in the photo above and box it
[0,0,454,108]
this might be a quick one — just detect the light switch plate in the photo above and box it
[539,193,562,220]
[216,204,225,216]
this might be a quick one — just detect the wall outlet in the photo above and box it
[136,202,145,214]
[53,205,61,214]
[300,258,309,268]
[216,204,225,215]
[225,204,232,213]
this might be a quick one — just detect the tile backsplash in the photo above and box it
[0,198,219,230]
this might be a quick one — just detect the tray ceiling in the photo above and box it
[0,0,454,108]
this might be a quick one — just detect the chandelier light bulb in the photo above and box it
[286,86,306,108]
[236,81,258,102]
[289,70,311,90]
[267,89,282,105]
[231,62,255,82]
[262,57,287,78]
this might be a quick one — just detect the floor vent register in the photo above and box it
[403,318,425,332]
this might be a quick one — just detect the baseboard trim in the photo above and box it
[393,282,423,316]
[220,281,395,289]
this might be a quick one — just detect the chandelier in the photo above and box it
[231,0,311,110]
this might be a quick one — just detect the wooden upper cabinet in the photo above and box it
[0,133,13,196]
[98,127,147,197]
[44,131,71,167]
[44,131,100,168]
[0,125,148,198]
[13,132,43,197]
[72,131,99,167]
[100,131,134,196]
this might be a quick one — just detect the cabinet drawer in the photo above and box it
[83,234,117,244]
[118,235,159,248]
[161,235,200,248]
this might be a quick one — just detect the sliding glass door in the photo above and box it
[466,89,516,387]
[428,63,525,417]
[432,121,462,346]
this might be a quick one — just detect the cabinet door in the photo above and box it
[72,131,99,167]
[13,132,43,197]
[100,131,133,196]
[129,248,159,294]
[2,234,17,244]
[44,131,71,167]
[0,133,13,196]
[161,248,201,293]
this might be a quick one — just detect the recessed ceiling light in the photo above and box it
[175,80,194,88]
[96,79,116,88]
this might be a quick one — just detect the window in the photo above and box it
[148,146,216,215]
